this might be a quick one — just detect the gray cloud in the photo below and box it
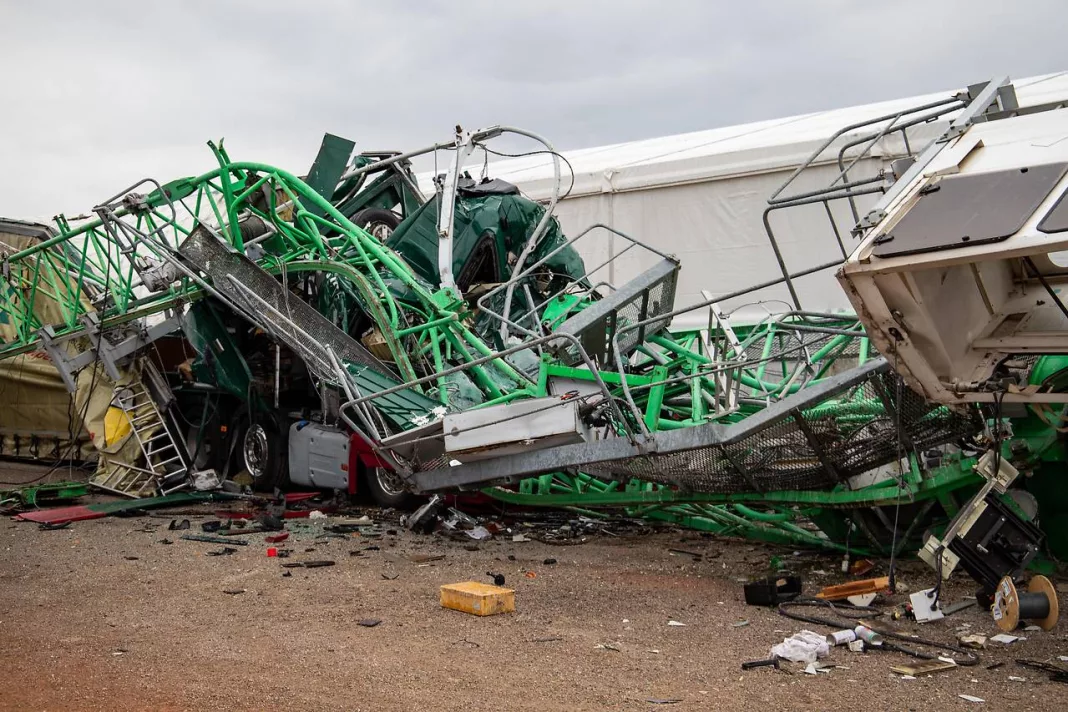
[2,0,1065,218]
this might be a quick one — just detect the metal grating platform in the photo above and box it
[178,227,439,430]
[410,358,981,494]
[552,257,679,366]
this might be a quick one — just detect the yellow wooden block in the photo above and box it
[440,581,515,616]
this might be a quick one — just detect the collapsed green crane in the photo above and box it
[1,87,1065,569]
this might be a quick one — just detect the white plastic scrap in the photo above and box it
[990,633,1024,644]
[191,469,221,491]
[667,620,687,627]
[846,593,877,607]
[958,694,985,703]
[770,630,830,664]
[308,510,328,520]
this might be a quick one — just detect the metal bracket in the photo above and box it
[857,76,1013,234]
[436,127,479,294]
[36,326,79,392]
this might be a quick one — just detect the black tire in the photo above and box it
[234,410,287,492]
[351,208,401,242]
[361,464,416,509]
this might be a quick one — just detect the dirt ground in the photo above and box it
[1,478,1067,710]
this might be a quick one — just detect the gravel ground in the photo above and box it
[1,485,1066,710]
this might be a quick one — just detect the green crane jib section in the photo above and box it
[0,143,529,421]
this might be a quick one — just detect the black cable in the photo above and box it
[477,145,577,201]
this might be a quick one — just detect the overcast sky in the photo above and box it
[2,0,1065,219]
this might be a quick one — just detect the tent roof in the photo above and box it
[426,72,1068,200]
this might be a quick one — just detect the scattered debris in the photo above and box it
[645,698,682,705]
[543,558,557,565]
[958,694,985,703]
[169,519,190,531]
[595,642,622,652]
[891,660,957,676]
[803,662,832,675]
[201,520,222,533]
[826,629,856,646]
[909,588,945,623]
[741,657,781,671]
[465,526,491,541]
[158,538,173,545]
[667,620,686,627]
[512,534,530,543]
[744,575,802,606]
[358,619,382,627]
[668,548,703,560]
[1016,659,1068,684]
[308,510,328,520]
[206,547,238,557]
[38,521,71,531]
[407,554,445,564]
[846,592,877,607]
[990,633,1023,645]
[850,559,875,576]
[942,599,978,616]
[382,573,399,581]
[487,572,506,586]
[180,534,248,546]
[816,577,890,601]
[404,495,443,533]
[852,625,882,646]
[532,637,563,643]
[222,588,245,595]
[957,634,987,650]
[280,560,335,568]
[770,631,829,664]
[265,532,289,544]
[731,620,750,628]
[847,640,865,653]
[257,514,285,531]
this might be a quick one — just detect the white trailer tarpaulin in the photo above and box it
[434,72,1068,327]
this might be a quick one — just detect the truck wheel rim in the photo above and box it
[375,468,406,497]
[243,424,269,480]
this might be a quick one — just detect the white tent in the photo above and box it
[431,72,1068,326]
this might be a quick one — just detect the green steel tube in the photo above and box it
[395,314,459,337]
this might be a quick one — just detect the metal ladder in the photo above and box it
[90,379,189,498]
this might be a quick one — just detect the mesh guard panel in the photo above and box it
[583,369,978,492]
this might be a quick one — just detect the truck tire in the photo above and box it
[235,410,287,492]
[362,465,416,509]
[351,208,401,242]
